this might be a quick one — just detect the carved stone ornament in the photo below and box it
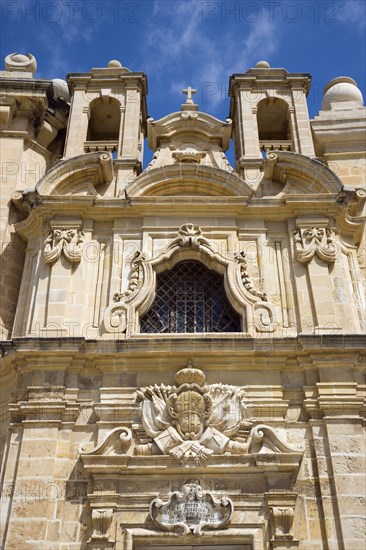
[180,111,199,119]
[135,361,302,464]
[294,226,336,264]
[150,480,233,534]
[234,251,267,301]
[43,228,84,265]
[103,223,276,337]
[169,223,212,249]
[89,508,114,542]
[265,492,298,543]
[172,149,206,163]
[145,147,160,170]
[5,52,37,74]
[113,251,146,301]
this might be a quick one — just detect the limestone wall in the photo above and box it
[1,59,365,550]
[0,342,364,549]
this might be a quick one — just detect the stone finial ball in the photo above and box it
[5,53,37,74]
[51,79,71,102]
[256,60,270,69]
[322,77,364,110]
[107,59,123,68]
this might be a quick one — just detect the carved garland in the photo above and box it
[294,226,336,265]
[43,228,84,265]
[113,251,146,301]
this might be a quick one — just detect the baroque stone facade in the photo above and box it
[0,54,365,550]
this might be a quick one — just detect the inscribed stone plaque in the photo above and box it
[149,481,233,535]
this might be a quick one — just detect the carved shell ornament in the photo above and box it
[294,226,336,264]
[171,223,212,249]
[43,228,84,265]
[172,147,206,164]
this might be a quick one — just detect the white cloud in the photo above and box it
[142,0,280,108]
[337,1,366,33]
[32,0,101,78]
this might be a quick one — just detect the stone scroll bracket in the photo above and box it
[337,187,366,246]
[265,492,299,549]
[87,507,115,549]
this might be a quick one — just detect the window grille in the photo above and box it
[140,260,241,333]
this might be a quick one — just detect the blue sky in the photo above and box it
[1,0,365,163]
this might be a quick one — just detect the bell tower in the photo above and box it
[229,60,315,183]
[64,59,147,193]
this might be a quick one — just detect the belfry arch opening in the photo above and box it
[257,97,293,153]
[87,97,121,142]
[140,260,242,334]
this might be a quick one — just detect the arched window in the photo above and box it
[257,98,293,152]
[140,260,241,333]
[87,97,121,141]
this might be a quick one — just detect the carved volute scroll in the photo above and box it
[265,492,299,546]
[88,508,114,544]
[150,480,233,535]
[102,223,276,337]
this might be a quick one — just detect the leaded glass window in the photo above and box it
[140,260,241,333]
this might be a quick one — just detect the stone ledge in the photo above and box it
[2,334,365,356]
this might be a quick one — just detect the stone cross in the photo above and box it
[182,86,197,104]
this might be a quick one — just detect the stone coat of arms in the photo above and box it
[135,361,295,464]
